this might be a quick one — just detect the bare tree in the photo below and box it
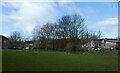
[41,23,53,39]
[32,23,54,50]
[71,14,85,39]
[57,15,71,39]
[97,30,102,39]
[9,31,22,41]
[8,31,22,49]
[32,13,100,52]
[32,25,43,41]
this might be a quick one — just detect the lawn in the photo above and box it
[0,49,2,72]
[2,49,118,71]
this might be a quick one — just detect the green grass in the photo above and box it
[0,49,2,72]
[2,49,118,71]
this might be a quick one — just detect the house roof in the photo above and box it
[0,35,9,40]
[91,38,120,43]
[24,41,34,43]
[106,40,120,43]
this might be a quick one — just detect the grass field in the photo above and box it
[0,49,2,72]
[2,49,118,71]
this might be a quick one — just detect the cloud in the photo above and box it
[1,0,119,2]
[2,2,86,37]
[0,33,9,37]
[1,1,117,39]
[88,17,118,37]
[57,2,84,16]
[2,2,60,36]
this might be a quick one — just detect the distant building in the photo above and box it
[83,38,119,50]
[23,41,34,49]
[90,39,103,48]
[0,35,34,50]
[0,35,9,49]
[9,41,34,50]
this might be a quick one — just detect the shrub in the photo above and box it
[65,42,74,53]
[115,46,120,50]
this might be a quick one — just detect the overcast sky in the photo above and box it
[1,0,118,39]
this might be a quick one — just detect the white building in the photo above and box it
[83,38,119,50]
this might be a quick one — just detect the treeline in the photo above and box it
[4,32,24,49]
[4,14,102,51]
[32,14,102,51]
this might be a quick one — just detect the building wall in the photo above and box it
[90,40,102,48]
[0,35,9,49]
[82,40,102,49]
[82,39,117,49]
[82,42,91,48]
[105,42,116,48]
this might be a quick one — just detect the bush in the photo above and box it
[65,42,74,51]
[65,42,81,53]
[115,46,120,50]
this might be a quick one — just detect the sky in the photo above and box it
[0,0,118,39]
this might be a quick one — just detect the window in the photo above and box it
[99,44,101,46]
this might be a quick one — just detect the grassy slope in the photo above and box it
[0,50,2,72]
[2,50,118,71]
